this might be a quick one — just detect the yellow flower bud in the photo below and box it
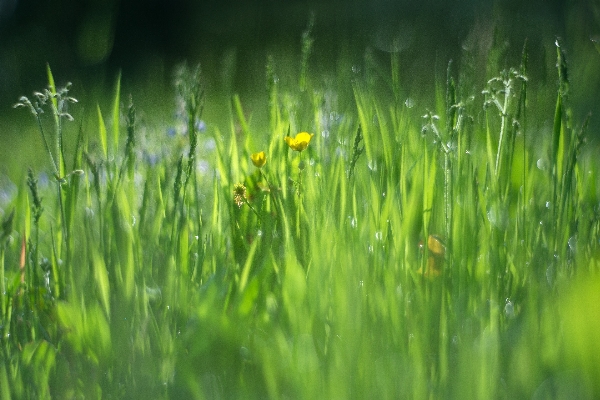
[250,151,267,168]
[284,132,314,152]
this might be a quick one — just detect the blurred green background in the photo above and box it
[1,0,599,181]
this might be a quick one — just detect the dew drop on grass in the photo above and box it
[321,130,330,138]
[537,158,547,171]
[348,216,357,228]
[545,201,551,209]
[375,231,383,241]
[85,207,95,219]
[568,235,577,252]
[257,230,263,237]
[240,346,250,360]
[487,205,507,228]
[504,298,515,318]
[368,244,374,253]
[368,160,377,171]
[404,97,415,108]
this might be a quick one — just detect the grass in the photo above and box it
[1,31,599,399]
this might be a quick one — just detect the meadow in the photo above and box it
[1,26,600,399]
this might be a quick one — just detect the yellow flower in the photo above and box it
[250,151,267,168]
[417,235,446,279]
[284,132,314,152]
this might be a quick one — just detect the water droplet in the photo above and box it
[404,97,415,108]
[568,235,577,252]
[321,130,330,138]
[348,216,357,229]
[368,244,374,253]
[240,346,251,359]
[537,158,547,171]
[257,230,263,237]
[309,158,315,166]
[375,231,383,241]
[85,207,95,219]
[368,160,377,171]
[358,280,364,287]
[545,201,551,209]
[352,65,361,74]
[504,298,515,318]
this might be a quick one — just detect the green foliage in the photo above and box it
[1,37,599,400]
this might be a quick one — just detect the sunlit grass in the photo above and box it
[1,33,599,400]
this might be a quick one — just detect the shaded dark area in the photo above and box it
[0,0,598,122]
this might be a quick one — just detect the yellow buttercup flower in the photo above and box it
[417,235,446,279]
[284,132,314,152]
[250,151,266,168]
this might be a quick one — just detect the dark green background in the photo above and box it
[0,0,598,178]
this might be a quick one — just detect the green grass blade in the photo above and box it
[112,71,122,157]
[93,250,111,319]
[97,104,108,160]
[46,64,58,126]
